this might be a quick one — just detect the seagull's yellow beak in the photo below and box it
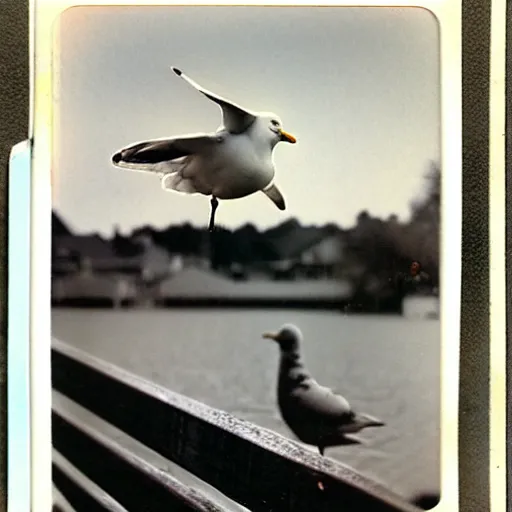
[279,129,297,144]
[262,332,278,340]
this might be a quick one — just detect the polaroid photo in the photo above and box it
[25,1,463,510]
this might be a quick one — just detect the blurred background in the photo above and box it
[52,5,441,505]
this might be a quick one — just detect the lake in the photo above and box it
[51,308,441,502]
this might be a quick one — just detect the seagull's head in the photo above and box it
[257,112,297,147]
[262,323,302,352]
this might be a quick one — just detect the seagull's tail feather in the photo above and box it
[352,412,385,429]
[341,435,365,446]
[161,172,200,195]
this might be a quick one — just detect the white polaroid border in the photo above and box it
[489,0,507,510]
[30,1,462,511]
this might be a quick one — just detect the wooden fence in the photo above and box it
[51,338,425,512]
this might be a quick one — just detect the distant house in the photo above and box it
[52,229,173,284]
[298,233,346,277]
[52,233,121,275]
[51,231,138,306]
[158,266,233,300]
[52,211,76,275]
[52,263,137,308]
[132,224,210,270]
[261,219,346,280]
[157,265,352,305]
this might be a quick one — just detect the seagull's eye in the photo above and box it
[271,119,280,127]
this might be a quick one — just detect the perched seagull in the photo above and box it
[111,67,297,231]
[263,324,385,456]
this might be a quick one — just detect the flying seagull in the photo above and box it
[111,67,297,231]
[263,324,385,456]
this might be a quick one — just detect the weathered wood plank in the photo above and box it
[53,390,249,512]
[53,484,77,512]
[53,450,128,512]
[53,465,121,512]
[52,402,227,512]
[52,338,422,512]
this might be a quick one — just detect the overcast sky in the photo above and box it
[54,6,440,236]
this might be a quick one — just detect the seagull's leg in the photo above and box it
[208,196,219,232]
[317,445,326,491]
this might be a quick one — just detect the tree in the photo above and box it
[405,160,440,284]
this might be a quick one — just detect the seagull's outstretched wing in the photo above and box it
[290,382,354,423]
[111,133,220,174]
[172,67,257,134]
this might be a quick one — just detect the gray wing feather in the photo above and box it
[172,67,257,134]
[290,383,353,422]
[113,134,218,165]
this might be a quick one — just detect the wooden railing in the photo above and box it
[51,338,424,512]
